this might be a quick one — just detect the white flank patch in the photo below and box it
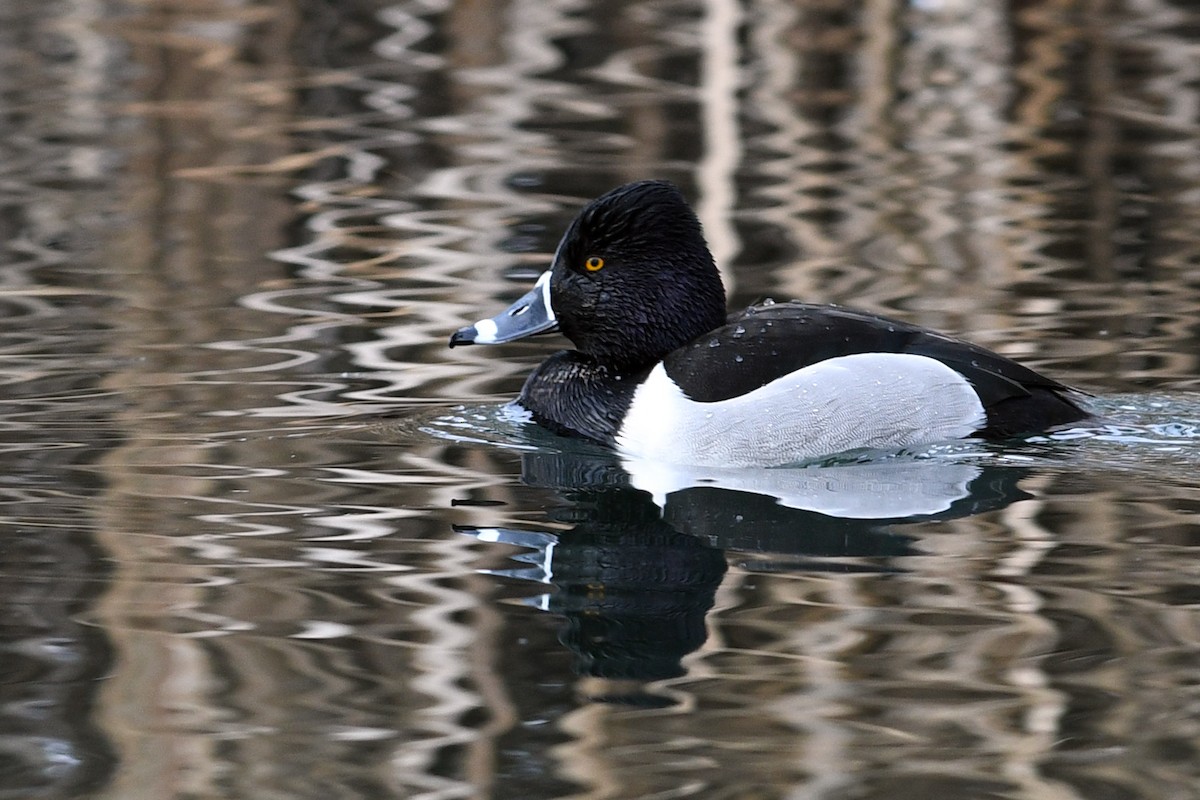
[616,352,987,468]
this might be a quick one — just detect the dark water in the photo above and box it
[3,0,1200,797]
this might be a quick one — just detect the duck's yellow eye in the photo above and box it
[584,256,605,272]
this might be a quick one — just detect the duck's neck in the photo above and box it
[517,351,652,446]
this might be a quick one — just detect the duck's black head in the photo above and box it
[547,181,727,371]
[449,180,728,371]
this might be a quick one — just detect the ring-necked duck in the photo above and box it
[450,180,1089,467]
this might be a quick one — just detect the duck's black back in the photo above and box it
[661,302,1089,438]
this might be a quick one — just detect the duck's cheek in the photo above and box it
[552,291,599,336]
[555,280,595,313]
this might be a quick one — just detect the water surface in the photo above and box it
[2,0,1199,798]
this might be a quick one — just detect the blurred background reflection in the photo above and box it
[0,0,1198,797]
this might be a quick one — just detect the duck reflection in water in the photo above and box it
[456,451,1031,704]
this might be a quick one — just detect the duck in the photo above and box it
[449,180,1090,467]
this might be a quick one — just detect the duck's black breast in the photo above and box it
[517,351,650,446]
[661,302,1089,438]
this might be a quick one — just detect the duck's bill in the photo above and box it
[449,271,558,347]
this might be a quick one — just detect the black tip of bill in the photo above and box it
[448,326,478,348]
